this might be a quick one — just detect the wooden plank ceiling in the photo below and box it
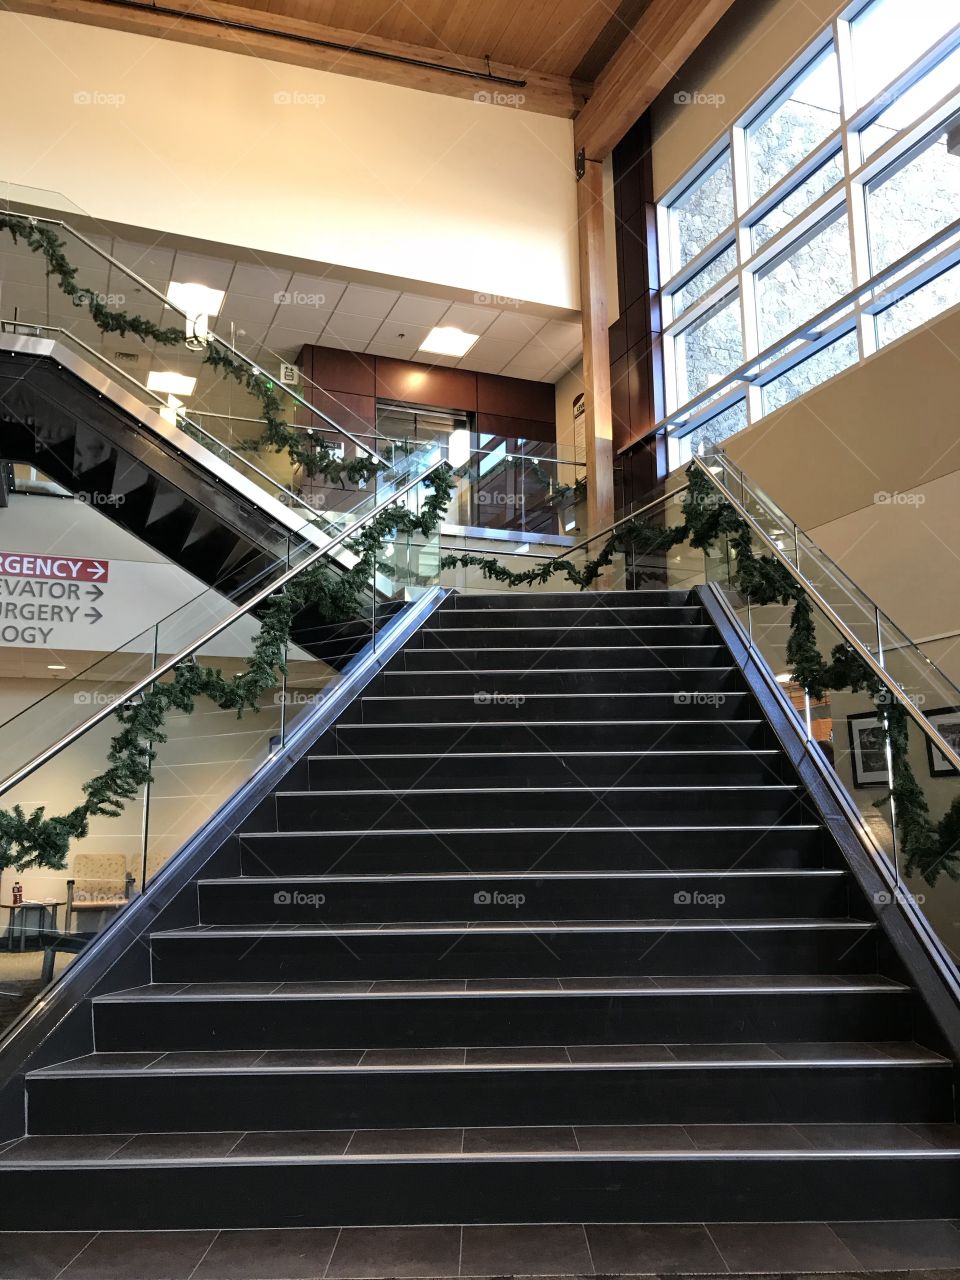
[3,0,735,142]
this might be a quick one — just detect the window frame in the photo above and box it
[655,0,960,469]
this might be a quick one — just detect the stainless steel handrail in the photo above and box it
[694,455,960,775]
[561,484,690,559]
[0,460,445,799]
[3,213,387,465]
[1,322,337,529]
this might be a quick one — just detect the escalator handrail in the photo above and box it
[0,459,445,799]
[4,214,387,466]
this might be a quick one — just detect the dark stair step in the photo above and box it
[450,591,697,609]
[91,975,914,1053]
[305,748,793,789]
[358,691,757,723]
[324,718,778,754]
[274,784,812,831]
[147,919,879,983]
[402,644,733,670]
[379,667,746,697]
[197,870,849,925]
[238,823,832,875]
[2,1124,958,1228]
[421,624,719,648]
[431,606,707,629]
[26,1043,951,1134]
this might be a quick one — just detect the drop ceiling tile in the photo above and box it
[410,349,462,367]
[368,319,432,355]
[532,320,583,355]
[320,312,382,342]
[111,239,175,282]
[500,349,558,380]
[387,294,449,326]
[336,283,399,320]
[286,274,346,309]
[262,325,324,351]
[170,251,234,290]
[228,261,293,298]
[435,302,498,333]
[459,336,521,366]
[482,311,550,342]
[461,351,513,374]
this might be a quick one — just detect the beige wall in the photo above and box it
[650,0,846,199]
[0,14,579,311]
[722,305,960,682]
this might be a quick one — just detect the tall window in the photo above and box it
[657,0,960,466]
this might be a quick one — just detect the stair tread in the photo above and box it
[276,783,800,796]
[33,1041,948,1077]
[308,748,782,760]
[95,974,904,1002]
[5,1123,960,1166]
[154,918,873,937]
[241,823,822,837]
[203,869,846,885]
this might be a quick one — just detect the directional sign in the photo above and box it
[0,553,109,583]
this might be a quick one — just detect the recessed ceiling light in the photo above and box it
[166,281,225,317]
[146,370,197,397]
[418,326,480,358]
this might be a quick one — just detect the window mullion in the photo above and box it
[731,124,760,425]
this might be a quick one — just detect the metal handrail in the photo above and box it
[561,484,690,559]
[694,455,960,775]
[0,322,337,528]
[0,460,445,799]
[2,214,387,465]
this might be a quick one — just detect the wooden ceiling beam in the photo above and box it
[2,0,590,118]
[573,0,737,161]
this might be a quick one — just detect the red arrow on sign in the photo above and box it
[0,553,110,583]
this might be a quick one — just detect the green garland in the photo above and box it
[444,462,959,886]
[0,466,453,873]
[0,214,382,488]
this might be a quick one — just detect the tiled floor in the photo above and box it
[1,1220,960,1279]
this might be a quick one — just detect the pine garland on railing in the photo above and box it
[0,466,453,874]
[444,461,960,886]
[0,214,382,488]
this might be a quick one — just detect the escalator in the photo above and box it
[0,213,440,608]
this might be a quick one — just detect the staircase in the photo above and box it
[2,588,958,1228]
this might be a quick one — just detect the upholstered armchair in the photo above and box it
[65,854,136,933]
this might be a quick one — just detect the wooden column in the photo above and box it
[577,157,615,537]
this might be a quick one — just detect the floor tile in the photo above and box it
[586,1223,726,1274]
[461,1224,593,1275]
[111,1132,243,1160]
[230,1130,352,1157]
[566,1044,674,1064]
[574,1125,695,1152]
[0,1135,129,1162]
[462,1125,578,1153]
[708,1221,859,1273]
[830,1219,960,1269]
[58,1231,217,1279]
[464,1046,568,1064]
[666,1042,780,1062]
[326,1226,461,1277]
[0,1232,93,1280]
[152,1052,266,1071]
[685,1124,812,1151]
[359,1048,465,1067]
[192,1227,339,1279]
[256,1050,364,1069]
[345,1127,463,1154]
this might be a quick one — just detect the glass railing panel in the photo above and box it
[893,713,960,970]
[0,218,391,535]
[876,613,960,729]
[0,468,445,1018]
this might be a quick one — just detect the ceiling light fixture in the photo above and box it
[146,371,197,397]
[47,663,66,671]
[166,282,225,350]
[418,326,480,358]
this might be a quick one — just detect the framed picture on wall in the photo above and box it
[847,713,889,788]
[925,706,960,777]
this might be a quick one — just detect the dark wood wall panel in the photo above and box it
[299,346,557,446]
[610,112,665,512]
